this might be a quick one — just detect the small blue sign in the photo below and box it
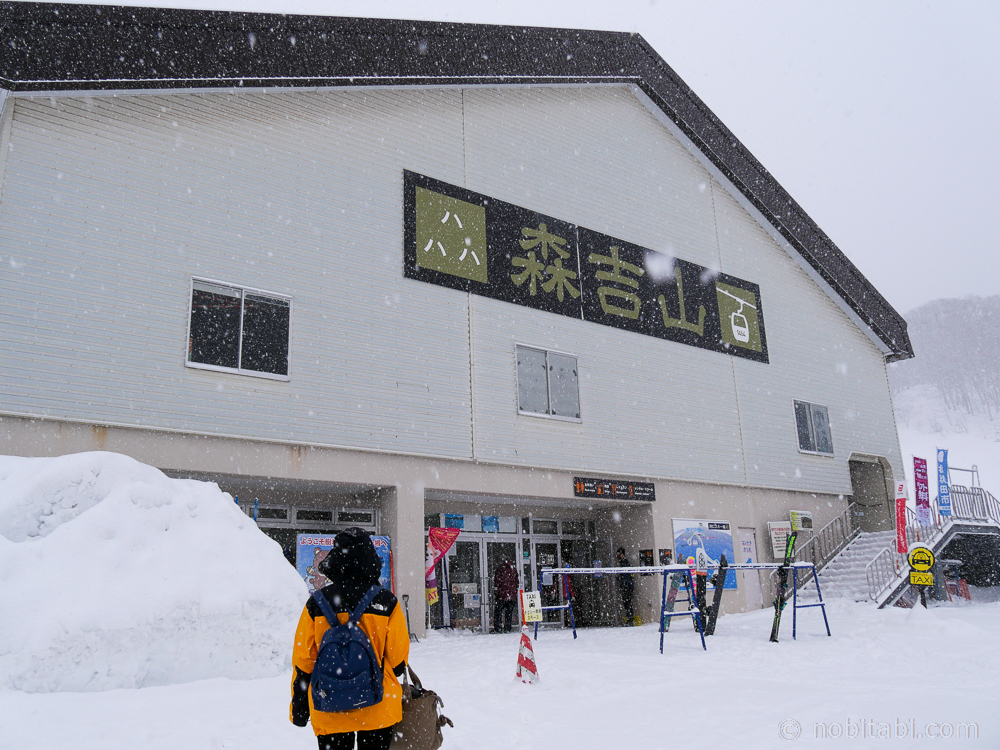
[937,449,952,517]
[445,513,464,529]
[482,515,499,533]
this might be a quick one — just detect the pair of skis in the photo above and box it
[661,555,729,636]
[769,531,798,643]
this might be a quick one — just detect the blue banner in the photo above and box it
[937,449,952,517]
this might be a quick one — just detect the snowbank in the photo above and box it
[0,452,308,692]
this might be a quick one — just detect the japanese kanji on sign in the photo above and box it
[403,171,769,363]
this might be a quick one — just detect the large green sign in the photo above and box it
[403,171,768,363]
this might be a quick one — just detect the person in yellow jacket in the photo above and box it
[291,527,410,750]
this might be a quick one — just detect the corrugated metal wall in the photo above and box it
[0,85,900,494]
[0,90,474,458]
[711,180,903,492]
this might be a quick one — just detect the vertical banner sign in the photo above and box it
[913,457,932,526]
[894,481,908,555]
[937,449,952,517]
[425,527,461,605]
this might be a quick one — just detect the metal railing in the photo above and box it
[865,484,1000,602]
[950,485,1000,522]
[769,506,860,593]
[795,507,861,585]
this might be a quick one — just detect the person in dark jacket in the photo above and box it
[492,556,519,633]
[616,547,635,626]
[290,527,409,750]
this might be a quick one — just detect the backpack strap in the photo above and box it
[350,584,384,625]
[311,584,384,627]
[311,589,338,625]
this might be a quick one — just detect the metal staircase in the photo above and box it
[866,485,1000,607]
[812,530,896,601]
[791,483,1000,607]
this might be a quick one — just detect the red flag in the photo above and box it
[425,527,461,604]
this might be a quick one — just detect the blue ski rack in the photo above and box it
[533,567,578,641]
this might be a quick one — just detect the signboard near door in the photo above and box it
[738,527,763,610]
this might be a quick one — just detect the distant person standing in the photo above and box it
[616,547,635,626]
[492,556,519,633]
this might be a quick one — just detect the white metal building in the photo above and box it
[0,2,913,634]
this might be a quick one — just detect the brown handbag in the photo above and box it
[389,665,454,750]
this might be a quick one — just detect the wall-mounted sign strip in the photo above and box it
[403,171,768,363]
[573,477,656,501]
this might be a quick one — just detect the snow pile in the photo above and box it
[0,452,308,693]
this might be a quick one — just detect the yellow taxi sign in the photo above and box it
[910,570,934,587]
[520,590,543,623]
[908,546,935,572]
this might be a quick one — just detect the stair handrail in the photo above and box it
[865,482,1000,602]
[796,506,860,577]
[949,484,1000,523]
[771,506,860,592]
[866,546,904,601]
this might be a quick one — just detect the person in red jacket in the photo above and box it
[290,527,409,750]
[492,556,519,633]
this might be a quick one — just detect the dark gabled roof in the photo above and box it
[0,1,912,361]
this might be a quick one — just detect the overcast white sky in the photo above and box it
[49,0,1000,315]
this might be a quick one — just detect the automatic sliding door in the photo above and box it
[485,541,519,633]
[533,541,563,625]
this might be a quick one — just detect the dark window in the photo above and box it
[338,510,375,524]
[187,280,290,377]
[794,400,834,455]
[188,282,241,369]
[242,294,290,375]
[532,519,559,535]
[256,507,288,520]
[296,510,333,522]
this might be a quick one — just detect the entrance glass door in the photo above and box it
[446,540,482,630]
[486,540,518,633]
[533,540,563,625]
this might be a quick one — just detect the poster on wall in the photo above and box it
[672,519,737,589]
[297,534,393,594]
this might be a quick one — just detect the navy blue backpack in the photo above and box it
[310,584,385,713]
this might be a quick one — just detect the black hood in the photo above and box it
[317,527,381,585]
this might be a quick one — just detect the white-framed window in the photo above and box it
[515,345,581,421]
[186,278,291,380]
[793,400,834,455]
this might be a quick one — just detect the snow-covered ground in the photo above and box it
[0,453,305,693]
[1,450,997,748]
[1,601,996,748]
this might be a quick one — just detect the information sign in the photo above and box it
[908,546,935,572]
[789,510,813,531]
[573,477,655,501]
[521,590,543,623]
[404,171,769,363]
[768,521,793,559]
[910,571,934,586]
